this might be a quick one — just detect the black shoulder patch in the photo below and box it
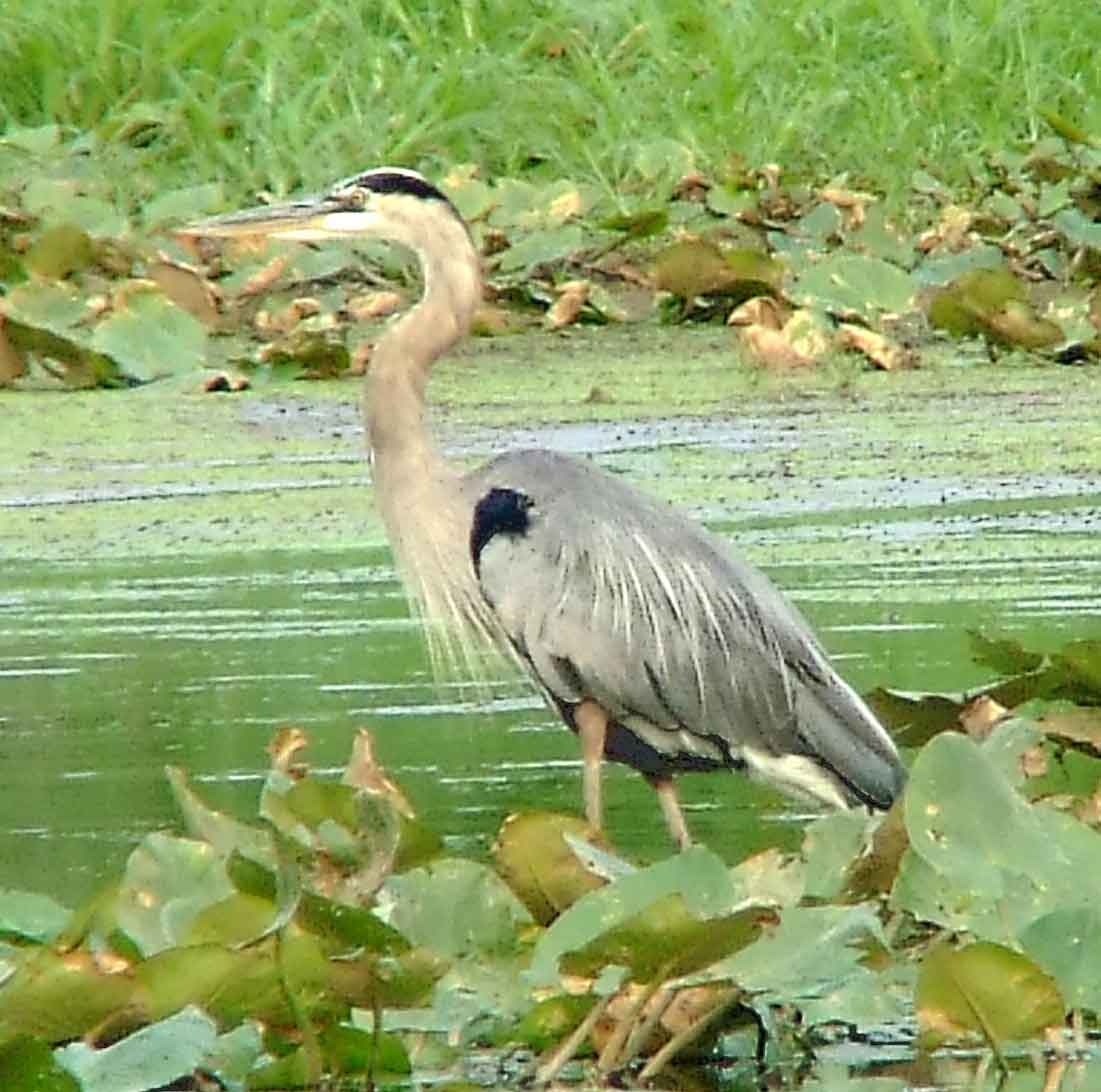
[348,168,451,204]
[470,488,534,577]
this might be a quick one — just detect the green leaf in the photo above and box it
[55,1006,217,1092]
[492,812,607,925]
[91,289,207,381]
[969,630,1045,674]
[0,890,70,943]
[800,811,871,900]
[1054,208,1101,249]
[165,766,274,866]
[23,225,96,279]
[899,731,1101,940]
[135,943,255,1021]
[790,254,915,319]
[115,833,235,955]
[561,894,771,982]
[0,948,137,1045]
[141,183,223,229]
[496,226,585,274]
[0,1036,79,1092]
[704,904,885,1001]
[916,942,1064,1050]
[527,846,742,986]
[1019,908,1101,1014]
[383,859,531,960]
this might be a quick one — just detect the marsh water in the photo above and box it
[3,378,1099,904]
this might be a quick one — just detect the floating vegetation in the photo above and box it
[0,633,1099,1089]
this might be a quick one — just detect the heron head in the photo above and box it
[180,167,461,245]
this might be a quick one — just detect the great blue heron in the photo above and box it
[188,167,905,848]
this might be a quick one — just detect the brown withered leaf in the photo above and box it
[146,259,220,326]
[548,188,584,224]
[842,797,909,900]
[836,322,914,370]
[238,254,291,298]
[727,295,788,330]
[737,324,817,369]
[346,290,403,321]
[470,305,514,337]
[820,186,875,230]
[545,280,589,329]
[918,205,974,253]
[673,172,710,202]
[349,341,372,375]
[1036,708,1101,756]
[267,725,310,778]
[201,372,250,393]
[959,695,1010,740]
[255,297,322,337]
[0,316,27,384]
[1019,746,1049,780]
[343,728,415,819]
[584,385,614,404]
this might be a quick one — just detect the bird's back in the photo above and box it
[466,449,904,809]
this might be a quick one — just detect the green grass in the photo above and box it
[2,0,1100,209]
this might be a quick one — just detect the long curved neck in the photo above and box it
[363,202,493,667]
[363,206,481,490]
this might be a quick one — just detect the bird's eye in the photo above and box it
[334,185,370,210]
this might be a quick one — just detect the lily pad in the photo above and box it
[0,1036,79,1092]
[91,289,207,381]
[1019,907,1101,1014]
[916,942,1063,1050]
[789,254,916,319]
[0,890,71,944]
[492,811,607,925]
[55,1005,218,1092]
[528,847,746,987]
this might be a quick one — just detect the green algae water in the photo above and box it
[2,503,1096,903]
[2,342,1099,902]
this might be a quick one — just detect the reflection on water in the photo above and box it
[1,517,1097,905]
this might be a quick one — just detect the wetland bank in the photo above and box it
[3,328,1099,900]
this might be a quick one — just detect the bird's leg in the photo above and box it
[573,700,608,838]
[649,776,693,850]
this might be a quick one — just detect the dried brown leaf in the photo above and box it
[820,186,875,230]
[349,341,372,375]
[146,259,221,326]
[548,189,584,224]
[737,323,817,369]
[835,323,912,370]
[346,290,404,321]
[342,728,415,819]
[727,296,788,330]
[918,205,974,254]
[958,695,1009,740]
[0,316,27,384]
[238,254,290,298]
[545,280,589,329]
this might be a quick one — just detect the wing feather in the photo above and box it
[466,449,903,807]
